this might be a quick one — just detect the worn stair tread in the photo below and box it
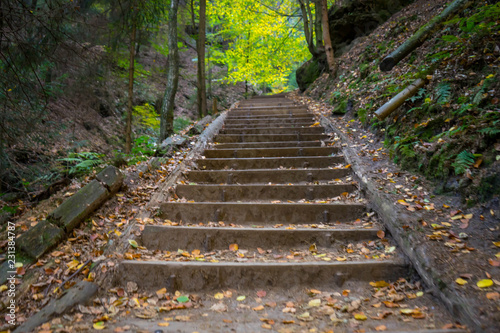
[159,202,365,224]
[223,122,316,128]
[215,134,330,143]
[117,259,408,291]
[141,225,382,250]
[197,156,345,170]
[174,183,357,201]
[185,168,352,184]
[220,127,324,135]
[210,140,335,149]
[203,146,338,158]
[226,113,312,119]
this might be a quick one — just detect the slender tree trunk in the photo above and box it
[298,0,317,57]
[125,20,136,154]
[197,0,207,117]
[321,0,336,74]
[159,0,180,142]
[207,30,212,97]
[314,0,323,52]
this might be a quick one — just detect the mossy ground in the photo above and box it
[304,0,500,206]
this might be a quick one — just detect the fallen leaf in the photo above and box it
[93,322,105,330]
[370,280,389,288]
[261,324,272,330]
[214,293,224,300]
[488,259,500,267]
[236,295,246,301]
[375,325,387,331]
[256,290,267,298]
[158,323,170,327]
[308,299,321,307]
[253,305,265,311]
[377,230,385,239]
[128,239,138,248]
[455,278,468,285]
[486,292,500,300]
[210,303,227,312]
[156,288,167,297]
[354,312,367,321]
[477,279,493,288]
[229,244,239,252]
[176,296,189,303]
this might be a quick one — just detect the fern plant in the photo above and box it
[435,83,451,104]
[479,127,500,137]
[451,150,475,175]
[59,152,104,175]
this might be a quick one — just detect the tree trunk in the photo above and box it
[374,78,427,120]
[314,0,323,52]
[207,30,212,97]
[298,0,318,58]
[197,0,207,117]
[321,0,336,74]
[380,0,472,72]
[125,21,136,154]
[159,0,180,142]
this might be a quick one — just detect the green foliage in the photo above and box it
[479,127,500,138]
[174,117,192,133]
[409,88,426,102]
[451,150,475,175]
[435,82,451,104]
[209,0,309,89]
[134,103,160,130]
[126,135,157,165]
[59,152,104,176]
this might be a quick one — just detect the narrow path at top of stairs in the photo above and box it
[108,96,466,333]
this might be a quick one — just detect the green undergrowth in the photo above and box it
[306,1,500,204]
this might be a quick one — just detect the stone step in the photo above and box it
[196,156,345,170]
[116,260,408,291]
[223,121,315,128]
[174,184,357,201]
[141,226,379,251]
[224,117,314,125]
[185,168,351,184]
[203,147,338,158]
[215,133,329,143]
[159,202,365,224]
[226,113,312,120]
[220,127,324,135]
[211,140,332,149]
[232,106,307,113]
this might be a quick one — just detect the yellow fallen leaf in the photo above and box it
[309,243,317,252]
[308,299,321,307]
[229,244,239,252]
[156,288,167,296]
[455,278,468,285]
[477,279,493,288]
[93,322,105,330]
[370,280,389,288]
[354,313,367,321]
[158,322,170,327]
[214,293,224,300]
[253,305,265,311]
[493,241,500,248]
[0,285,7,292]
[236,295,246,301]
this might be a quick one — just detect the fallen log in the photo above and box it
[374,78,427,120]
[379,0,472,72]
